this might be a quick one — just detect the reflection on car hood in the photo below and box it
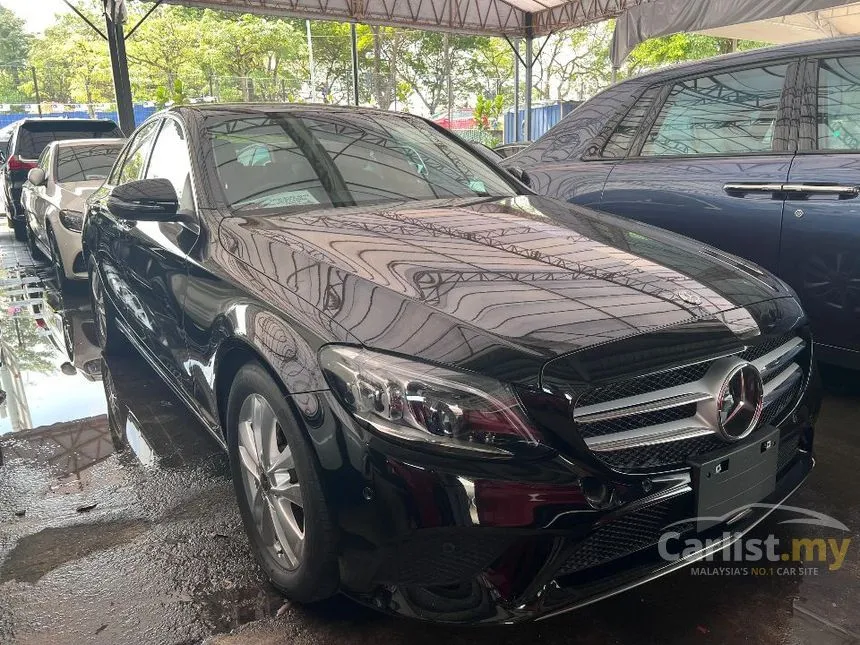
[58,180,104,213]
[218,195,795,384]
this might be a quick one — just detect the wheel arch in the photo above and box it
[214,337,294,442]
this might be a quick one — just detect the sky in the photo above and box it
[0,0,70,34]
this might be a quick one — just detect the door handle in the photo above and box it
[781,183,859,198]
[723,183,784,195]
[725,182,860,198]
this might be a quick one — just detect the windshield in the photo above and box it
[56,145,123,183]
[206,111,518,213]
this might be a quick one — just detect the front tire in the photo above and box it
[48,228,68,288]
[89,256,129,355]
[226,361,339,603]
[26,221,44,261]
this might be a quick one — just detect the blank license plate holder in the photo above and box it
[688,426,780,533]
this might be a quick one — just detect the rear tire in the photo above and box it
[12,218,26,242]
[226,361,339,603]
[89,256,129,355]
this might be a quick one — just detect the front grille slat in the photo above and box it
[753,337,806,383]
[575,334,808,472]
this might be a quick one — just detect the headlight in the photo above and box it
[319,345,541,456]
[59,210,84,232]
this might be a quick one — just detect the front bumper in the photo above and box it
[51,217,86,280]
[308,388,814,624]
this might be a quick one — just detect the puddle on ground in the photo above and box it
[0,520,150,583]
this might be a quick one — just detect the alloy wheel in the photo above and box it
[237,393,305,570]
[91,268,108,347]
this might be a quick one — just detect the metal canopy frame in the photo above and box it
[82,0,645,137]
[157,0,644,37]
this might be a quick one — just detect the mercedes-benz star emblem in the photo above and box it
[716,363,764,441]
[676,290,703,306]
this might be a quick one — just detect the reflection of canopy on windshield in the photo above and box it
[206,110,517,213]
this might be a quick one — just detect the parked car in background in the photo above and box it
[22,138,124,285]
[83,104,816,623]
[0,121,21,217]
[0,122,17,157]
[2,118,122,241]
[507,37,860,369]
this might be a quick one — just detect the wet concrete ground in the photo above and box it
[0,226,857,645]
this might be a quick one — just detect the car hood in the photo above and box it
[218,195,796,386]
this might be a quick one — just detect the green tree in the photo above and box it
[398,31,476,115]
[27,7,113,109]
[125,5,208,101]
[200,11,305,102]
[154,78,187,108]
[626,33,766,75]
[0,6,30,102]
[467,37,514,104]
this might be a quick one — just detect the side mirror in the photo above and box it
[28,168,46,186]
[507,166,531,187]
[107,178,179,221]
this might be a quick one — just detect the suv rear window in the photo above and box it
[16,121,122,160]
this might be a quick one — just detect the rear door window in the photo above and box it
[816,56,860,150]
[16,121,123,160]
[602,86,662,159]
[641,64,790,157]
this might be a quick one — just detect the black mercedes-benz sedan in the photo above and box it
[82,104,819,624]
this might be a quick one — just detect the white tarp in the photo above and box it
[611,0,858,66]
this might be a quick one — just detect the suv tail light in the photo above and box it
[6,156,36,172]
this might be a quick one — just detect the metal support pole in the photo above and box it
[350,23,359,106]
[30,67,41,116]
[306,20,316,102]
[105,12,135,135]
[445,34,452,127]
[524,16,534,143]
[513,38,520,143]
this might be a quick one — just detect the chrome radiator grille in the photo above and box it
[574,334,808,472]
